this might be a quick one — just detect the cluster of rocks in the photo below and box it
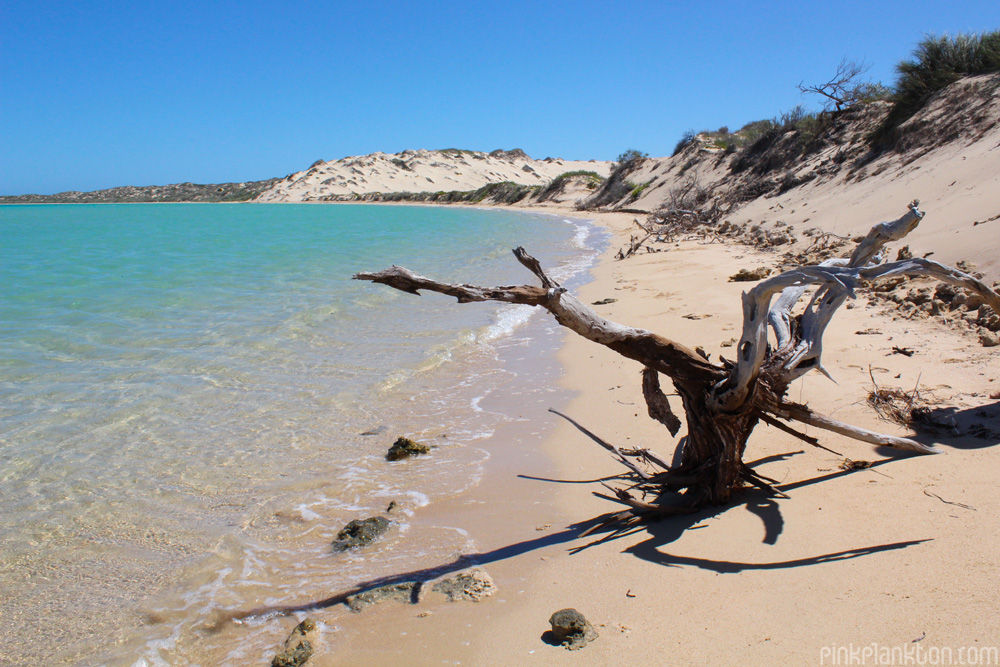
[343,568,498,613]
[746,223,796,248]
[871,274,1000,346]
[268,430,603,665]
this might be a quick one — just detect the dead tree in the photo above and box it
[797,58,873,111]
[354,202,999,524]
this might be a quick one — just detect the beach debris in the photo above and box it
[923,488,977,511]
[729,266,772,282]
[591,298,617,305]
[891,346,915,357]
[547,609,598,650]
[981,331,1000,347]
[385,500,398,513]
[840,458,873,471]
[345,581,421,612]
[271,618,317,667]
[386,436,431,461]
[431,569,496,602]
[332,516,390,551]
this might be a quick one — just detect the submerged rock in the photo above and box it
[431,569,497,602]
[548,608,598,650]
[345,581,421,612]
[332,517,390,551]
[271,618,317,667]
[386,437,431,461]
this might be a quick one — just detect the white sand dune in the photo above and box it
[255,148,611,202]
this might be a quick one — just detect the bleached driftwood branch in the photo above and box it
[356,248,721,388]
[713,201,1000,412]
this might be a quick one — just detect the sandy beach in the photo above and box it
[8,8,1000,665]
[275,188,999,666]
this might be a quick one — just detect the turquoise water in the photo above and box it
[0,203,601,666]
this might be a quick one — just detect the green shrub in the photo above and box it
[672,130,698,156]
[628,180,652,201]
[615,148,648,170]
[537,170,605,200]
[874,31,1000,145]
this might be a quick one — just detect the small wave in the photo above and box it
[479,303,536,343]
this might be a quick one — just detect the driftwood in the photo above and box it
[354,202,999,519]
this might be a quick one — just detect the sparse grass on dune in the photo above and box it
[872,31,1000,146]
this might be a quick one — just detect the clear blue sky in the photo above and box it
[3,0,999,195]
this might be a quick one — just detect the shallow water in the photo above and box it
[0,203,602,666]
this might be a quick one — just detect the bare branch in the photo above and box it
[848,200,924,267]
[773,401,940,454]
[354,249,722,387]
[797,58,874,111]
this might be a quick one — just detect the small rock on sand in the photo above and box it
[729,266,772,282]
[345,582,421,612]
[547,608,598,650]
[431,569,497,602]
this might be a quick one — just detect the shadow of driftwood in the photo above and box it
[901,399,1000,451]
[212,521,595,629]
[214,451,933,630]
[625,535,931,573]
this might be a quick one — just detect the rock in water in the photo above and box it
[331,517,390,551]
[271,618,317,667]
[548,608,598,650]
[386,437,431,460]
[431,569,497,602]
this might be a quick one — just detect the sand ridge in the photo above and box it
[255,149,612,203]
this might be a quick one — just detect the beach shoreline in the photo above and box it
[297,198,1000,666]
